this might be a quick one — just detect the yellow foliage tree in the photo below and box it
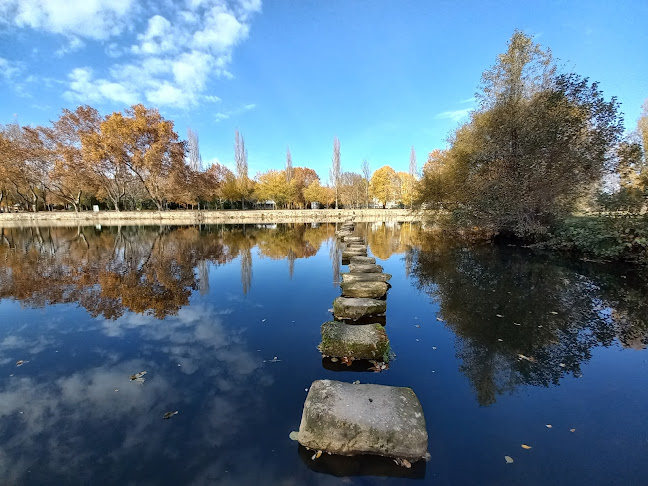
[369,165,399,208]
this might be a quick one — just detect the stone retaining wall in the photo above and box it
[0,209,424,227]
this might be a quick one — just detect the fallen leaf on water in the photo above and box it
[261,319,266,322]
[330,357,338,362]
[521,444,532,450]
[393,458,412,468]
[550,311,558,315]
[570,428,576,433]
[289,431,299,441]
[263,357,281,363]
[432,346,437,350]
[415,325,420,328]
[436,317,444,322]
[518,354,537,363]
[163,411,178,419]
[352,380,360,385]
[496,314,503,318]
[311,450,322,460]
[368,360,388,373]
[130,371,147,381]
[546,424,552,428]
[16,360,29,367]
[513,322,521,326]
[327,308,334,313]
[559,363,566,368]
[341,357,353,367]
[504,456,514,464]
[497,338,503,342]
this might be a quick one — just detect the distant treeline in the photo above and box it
[0,105,417,212]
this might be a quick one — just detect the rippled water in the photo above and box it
[0,222,646,485]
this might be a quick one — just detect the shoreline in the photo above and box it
[0,208,424,228]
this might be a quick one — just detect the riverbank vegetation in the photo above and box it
[415,31,648,263]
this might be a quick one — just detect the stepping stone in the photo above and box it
[342,236,365,243]
[298,380,428,462]
[342,250,367,260]
[341,281,388,299]
[349,263,383,273]
[341,272,392,283]
[349,256,376,264]
[320,321,390,361]
[336,231,353,239]
[333,297,386,320]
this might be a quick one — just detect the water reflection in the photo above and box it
[0,224,335,318]
[408,237,648,405]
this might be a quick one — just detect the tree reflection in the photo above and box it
[0,223,335,318]
[408,235,648,406]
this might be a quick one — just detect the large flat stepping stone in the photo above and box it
[349,256,376,264]
[320,321,390,361]
[342,272,392,283]
[333,297,386,320]
[342,250,367,260]
[336,231,353,238]
[349,263,383,273]
[298,380,428,461]
[341,281,388,299]
[346,244,367,251]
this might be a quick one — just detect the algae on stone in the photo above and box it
[320,321,390,361]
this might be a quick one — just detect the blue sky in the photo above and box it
[1,0,647,181]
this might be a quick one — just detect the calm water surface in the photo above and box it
[0,223,646,485]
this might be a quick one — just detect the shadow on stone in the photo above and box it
[297,445,426,479]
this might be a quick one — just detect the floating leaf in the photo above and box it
[368,360,388,373]
[330,357,338,362]
[517,354,536,363]
[289,431,299,441]
[263,357,281,363]
[16,360,29,367]
[352,380,360,385]
[163,411,178,420]
[513,322,521,326]
[550,311,558,315]
[415,325,420,328]
[497,338,503,342]
[341,357,353,367]
[559,363,566,368]
[393,458,412,468]
[521,444,532,450]
[504,455,514,464]
[130,371,147,381]
[546,424,552,428]
[436,317,444,322]
[311,450,322,460]
[496,314,503,318]
[570,428,576,432]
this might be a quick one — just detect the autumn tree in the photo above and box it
[291,167,319,208]
[408,146,417,208]
[370,165,399,208]
[418,30,623,236]
[329,137,341,208]
[254,169,295,208]
[361,159,371,208]
[234,129,252,209]
[187,127,202,171]
[46,106,101,211]
[339,171,365,208]
[303,180,329,207]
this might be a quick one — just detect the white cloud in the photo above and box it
[58,1,262,109]
[2,0,134,40]
[0,57,21,80]
[55,36,85,57]
[435,108,472,122]
[213,102,256,122]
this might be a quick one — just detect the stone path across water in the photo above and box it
[296,220,429,468]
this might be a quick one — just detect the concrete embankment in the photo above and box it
[0,208,424,228]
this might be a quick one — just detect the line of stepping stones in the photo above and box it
[296,220,429,467]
